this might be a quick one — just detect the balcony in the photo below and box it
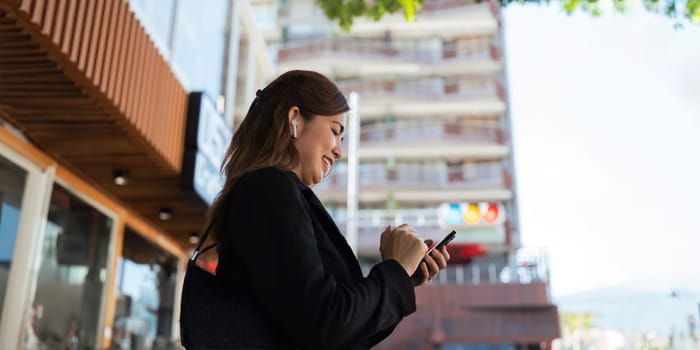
[315,160,512,203]
[277,0,499,38]
[278,38,499,63]
[376,283,559,348]
[276,2,330,25]
[319,161,509,191]
[421,0,498,15]
[433,247,552,286]
[361,121,505,145]
[352,121,509,160]
[333,208,442,230]
[338,77,505,101]
[375,248,560,348]
[276,38,503,77]
[337,77,506,118]
[327,207,510,256]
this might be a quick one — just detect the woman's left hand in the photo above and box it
[411,239,450,287]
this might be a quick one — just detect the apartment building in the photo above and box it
[254,0,561,348]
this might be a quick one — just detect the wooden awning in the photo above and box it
[0,0,207,248]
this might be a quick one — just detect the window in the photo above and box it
[26,184,113,350]
[0,156,27,327]
[111,228,178,350]
[129,0,176,57]
[170,0,228,99]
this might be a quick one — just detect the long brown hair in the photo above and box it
[207,70,349,242]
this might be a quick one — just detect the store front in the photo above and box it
[0,0,268,348]
[0,125,187,350]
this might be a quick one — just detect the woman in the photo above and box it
[181,70,449,349]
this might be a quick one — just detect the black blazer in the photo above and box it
[215,167,416,349]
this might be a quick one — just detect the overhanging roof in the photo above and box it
[0,0,207,248]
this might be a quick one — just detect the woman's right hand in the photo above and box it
[379,224,427,276]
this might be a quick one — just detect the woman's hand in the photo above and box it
[379,224,427,277]
[410,240,450,287]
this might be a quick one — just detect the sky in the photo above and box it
[502,3,700,298]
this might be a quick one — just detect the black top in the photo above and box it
[215,167,416,349]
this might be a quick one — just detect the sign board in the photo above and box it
[438,202,506,227]
[182,92,232,206]
[438,202,506,244]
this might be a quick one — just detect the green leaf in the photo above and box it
[562,0,581,13]
[349,0,366,16]
[643,0,660,11]
[687,0,700,23]
[367,4,387,21]
[313,0,698,30]
[390,0,405,12]
[665,0,676,18]
[397,0,421,22]
[582,0,599,12]
[612,0,626,13]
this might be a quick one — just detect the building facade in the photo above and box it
[0,0,269,349]
[260,0,561,348]
[0,0,560,348]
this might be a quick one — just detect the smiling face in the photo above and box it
[289,107,345,186]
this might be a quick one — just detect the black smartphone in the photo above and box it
[427,230,456,256]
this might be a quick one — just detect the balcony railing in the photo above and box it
[316,161,509,193]
[277,3,327,22]
[337,78,504,100]
[329,207,511,260]
[277,38,498,64]
[330,207,504,229]
[433,247,552,286]
[421,0,498,15]
[359,121,504,145]
[331,208,443,228]
[278,0,495,21]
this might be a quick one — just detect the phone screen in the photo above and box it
[427,230,456,256]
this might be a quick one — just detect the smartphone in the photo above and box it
[427,230,456,256]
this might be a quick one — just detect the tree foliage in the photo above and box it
[560,312,599,335]
[315,0,700,30]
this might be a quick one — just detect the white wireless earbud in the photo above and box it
[291,119,298,138]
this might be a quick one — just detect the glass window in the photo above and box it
[111,228,178,350]
[170,0,228,99]
[0,155,27,327]
[251,2,278,32]
[129,0,176,56]
[284,24,325,42]
[25,184,113,350]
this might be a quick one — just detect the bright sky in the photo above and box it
[503,3,700,297]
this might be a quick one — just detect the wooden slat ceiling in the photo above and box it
[0,0,207,249]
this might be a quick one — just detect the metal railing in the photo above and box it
[277,2,326,21]
[359,121,504,145]
[432,247,551,285]
[337,78,503,100]
[316,161,508,192]
[331,208,443,228]
[277,38,498,63]
[421,0,497,14]
[278,0,493,20]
